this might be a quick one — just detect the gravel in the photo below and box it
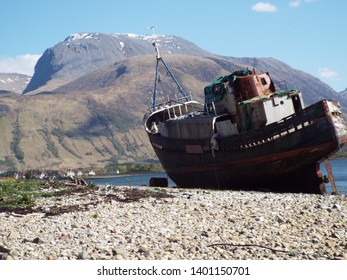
[1,186,346,260]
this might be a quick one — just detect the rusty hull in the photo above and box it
[147,100,347,194]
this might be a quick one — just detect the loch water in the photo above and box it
[86,158,347,195]
[320,158,347,195]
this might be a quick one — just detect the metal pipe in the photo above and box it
[160,58,189,101]
[152,58,160,111]
[324,159,337,194]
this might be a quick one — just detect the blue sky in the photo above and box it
[1,0,346,92]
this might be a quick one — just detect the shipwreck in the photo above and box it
[144,40,347,193]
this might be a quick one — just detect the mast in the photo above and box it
[149,26,189,112]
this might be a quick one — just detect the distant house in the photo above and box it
[39,172,46,179]
[77,170,83,177]
[88,170,96,176]
[66,170,76,177]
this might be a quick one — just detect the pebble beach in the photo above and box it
[1,186,346,260]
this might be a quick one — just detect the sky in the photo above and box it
[0,0,346,92]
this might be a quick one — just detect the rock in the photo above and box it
[32,237,44,244]
[0,244,10,254]
[60,234,71,241]
[1,186,346,260]
[316,203,327,210]
[138,245,150,256]
[0,253,9,260]
[333,203,342,211]
[181,192,193,199]
[8,231,20,239]
[255,216,265,222]
[115,254,124,260]
[5,255,14,260]
[112,247,127,257]
[0,244,11,260]
[276,215,285,223]
[77,251,89,260]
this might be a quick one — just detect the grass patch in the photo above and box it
[0,179,55,209]
[0,179,175,216]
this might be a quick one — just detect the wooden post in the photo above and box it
[324,159,337,194]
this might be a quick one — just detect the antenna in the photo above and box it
[146,25,158,35]
[146,25,160,59]
[147,25,189,111]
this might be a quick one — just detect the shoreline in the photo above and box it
[1,186,346,260]
[83,171,167,180]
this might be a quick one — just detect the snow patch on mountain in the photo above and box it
[63,32,182,52]
[119,42,125,53]
[65,32,101,42]
[23,32,214,93]
[0,73,31,93]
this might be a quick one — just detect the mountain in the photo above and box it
[23,32,346,111]
[1,33,346,171]
[0,54,226,171]
[0,73,31,93]
[23,33,213,93]
[54,53,347,115]
[340,88,347,95]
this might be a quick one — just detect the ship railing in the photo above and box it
[149,91,193,113]
[219,100,336,150]
[165,101,205,121]
[149,92,207,121]
[204,102,218,116]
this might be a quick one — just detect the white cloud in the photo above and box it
[289,0,316,8]
[289,0,301,8]
[0,54,41,76]
[318,68,339,79]
[251,2,277,13]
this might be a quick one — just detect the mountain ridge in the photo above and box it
[0,73,31,94]
[23,32,345,110]
[23,33,214,93]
